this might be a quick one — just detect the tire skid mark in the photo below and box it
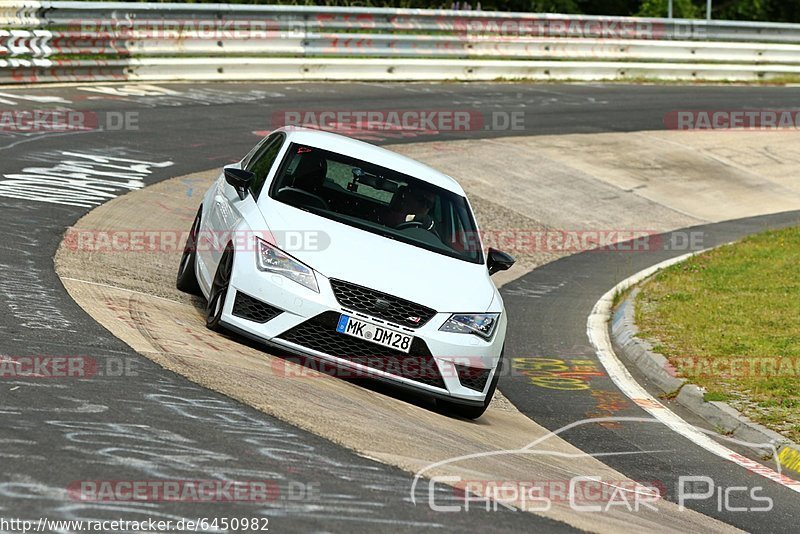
[53,166,742,534]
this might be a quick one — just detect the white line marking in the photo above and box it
[587,248,800,492]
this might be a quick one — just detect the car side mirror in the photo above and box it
[487,248,515,276]
[224,167,255,201]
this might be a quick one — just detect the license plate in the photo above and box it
[336,314,412,353]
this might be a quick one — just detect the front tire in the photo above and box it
[438,356,503,420]
[176,207,202,295]
[206,244,234,332]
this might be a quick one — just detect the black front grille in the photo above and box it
[454,363,491,393]
[276,312,445,389]
[329,279,436,328]
[232,292,282,323]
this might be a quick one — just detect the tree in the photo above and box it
[637,0,702,18]
[110,0,800,22]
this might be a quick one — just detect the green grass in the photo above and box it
[704,391,730,402]
[636,225,800,442]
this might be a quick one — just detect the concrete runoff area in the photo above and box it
[56,129,800,533]
[389,131,800,226]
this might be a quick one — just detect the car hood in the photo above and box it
[262,201,496,313]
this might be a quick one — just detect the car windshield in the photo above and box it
[269,143,483,264]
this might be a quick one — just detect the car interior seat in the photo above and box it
[277,151,330,210]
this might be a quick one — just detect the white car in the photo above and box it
[176,127,515,418]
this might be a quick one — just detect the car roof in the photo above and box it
[276,127,465,195]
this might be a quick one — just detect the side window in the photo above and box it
[245,133,284,200]
[241,134,270,169]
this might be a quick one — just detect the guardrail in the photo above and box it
[2,1,800,84]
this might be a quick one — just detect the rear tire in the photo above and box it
[438,356,503,420]
[176,207,202,295]
[206,244,234,332]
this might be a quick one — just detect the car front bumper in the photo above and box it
[217,250,506,405]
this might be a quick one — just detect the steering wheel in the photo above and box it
[395,217,441,239]
[395,220,426,231]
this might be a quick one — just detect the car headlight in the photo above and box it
[439,313,500,339]
[255,237,318,293]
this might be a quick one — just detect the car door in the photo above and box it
[206,132,286,273]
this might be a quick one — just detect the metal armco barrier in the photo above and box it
[2,1,800,84]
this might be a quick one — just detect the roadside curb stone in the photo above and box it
[611,286,800,477]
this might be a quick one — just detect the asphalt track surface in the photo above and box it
[501,211,800,533]
[1,82,799,532]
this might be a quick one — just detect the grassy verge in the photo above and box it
[635,225,800,442]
